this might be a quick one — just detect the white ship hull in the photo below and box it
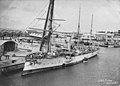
[22,57,65,75]
[64,50,98,65]
[22,50,99,75]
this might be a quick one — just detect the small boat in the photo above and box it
[99,42,120,48]
[82,57,88,63]
[99,44,108,47]
[114,44,120,48]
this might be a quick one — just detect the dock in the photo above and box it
[0,50,29,74]
[0,57,25,74]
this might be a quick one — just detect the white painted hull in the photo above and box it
[22,50,99,75]
[65,50,98,65]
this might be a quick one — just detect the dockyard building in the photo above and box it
[0,40,18,55]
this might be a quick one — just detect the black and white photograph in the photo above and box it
[0,0,120,86]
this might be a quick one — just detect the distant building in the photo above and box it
[81,33,96,42]
[95,30,120,43]
[95,31,106,41]
[114,35,120,43]
[113,30,120,43]
[106,31,114,43]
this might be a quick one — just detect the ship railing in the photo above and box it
[29,59,41,65]
[25,51,45,62]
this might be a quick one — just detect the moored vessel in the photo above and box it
[99,42,120,48]
[22,0,99,76]
[22,47,99,75]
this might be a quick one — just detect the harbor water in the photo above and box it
[0,47,120,86]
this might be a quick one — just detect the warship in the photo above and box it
[22,0,99,75]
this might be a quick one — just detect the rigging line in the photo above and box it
[52,22,60,30]
[52,12,61,31]
[36,2,48,18]
[53,21,59,25]
[26,1,49,29]
[32,11,47,27]
[41,10,47,17]
[53,24,60,31]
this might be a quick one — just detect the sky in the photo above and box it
[0,0,120,33]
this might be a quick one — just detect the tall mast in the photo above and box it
[39,0,55,51]
[39,0,51,51]
[78,8,81,36]
[47,0,54,52]
[90,14,93,43]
